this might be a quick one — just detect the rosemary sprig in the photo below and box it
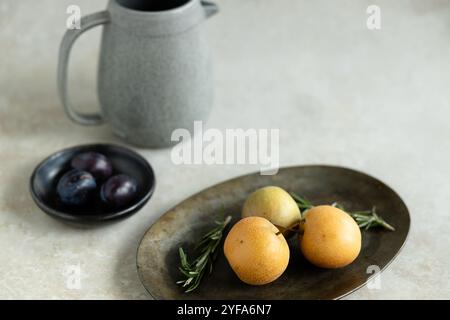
[290,193,395,231]
[347,207,395,231]
[290,193,313,211]
[176,215,232,293]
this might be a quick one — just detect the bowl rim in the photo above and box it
[29,143,156,223]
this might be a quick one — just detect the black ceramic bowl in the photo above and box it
[30,144,155,224]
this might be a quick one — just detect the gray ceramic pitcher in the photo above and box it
[58,0,218,148]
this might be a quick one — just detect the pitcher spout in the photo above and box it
[201,1,219,18]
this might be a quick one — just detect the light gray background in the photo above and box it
[1,0,449,299]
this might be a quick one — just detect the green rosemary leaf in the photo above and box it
[178,267,193,278]
[290,193,314,211]
[179,248,189,268]
[292,194,395,231]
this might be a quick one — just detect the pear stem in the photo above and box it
[274,220,305,236]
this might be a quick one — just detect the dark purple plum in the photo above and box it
[56,169,97,206]
[71,152,113,180]
[101,174,138,207]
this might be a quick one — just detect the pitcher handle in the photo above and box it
[201,1,219,18]
[57,11,110,126]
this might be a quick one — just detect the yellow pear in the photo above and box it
[224,217,290,285]
[242,186,301,236]
[300,205,361,268]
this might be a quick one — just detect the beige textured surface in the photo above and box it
[1,0,449,299]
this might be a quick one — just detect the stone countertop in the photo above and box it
[1,0,449,299]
